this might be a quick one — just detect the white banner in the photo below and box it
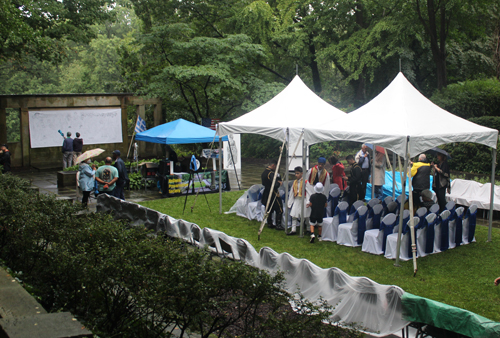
[223,134,241,169]
[29,108,123,148]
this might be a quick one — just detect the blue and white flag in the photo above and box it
[135,116,147,133]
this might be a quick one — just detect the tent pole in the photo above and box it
[407,158,417,275]
[285,129,290,234]
[392,152,396,199]
[219,134,222,214]
[371,145,376,199]
[228,138,241,190]
[489,148,497,242]
[300,139,307,238]
[395,138,409,267]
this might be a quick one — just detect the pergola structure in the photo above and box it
[0,94,162,168]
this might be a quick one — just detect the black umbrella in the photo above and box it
[428,147,452,160]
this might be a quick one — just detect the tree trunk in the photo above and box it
[308,40,322,93]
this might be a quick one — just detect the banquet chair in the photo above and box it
[337,205,369,247]
[396,195,406,209]
[394,210,410,234]
[423,213,438,255]
[385,201,399,216]
[327,187,341,217]
[445,200,456,214]
[385,216,420,260]
[450,207,464,248]
[366,204,384,230]
[429,203,440,215]
[415,207,428,227]
[331,183,339,190]
[367,198,381,211]
[350,200,365,219]
[246,185,265,221]
[219,237,236,260]
[323,201,349,242]
[434,210,451,253]
[362,213,397,255]
[462,204,478,244]
[383,196,395,213]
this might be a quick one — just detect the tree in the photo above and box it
[0,0,114,64]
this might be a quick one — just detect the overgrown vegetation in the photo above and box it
[0,173,362,338]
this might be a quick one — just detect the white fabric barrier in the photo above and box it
[97,194,408,337]
[447,179,500,211]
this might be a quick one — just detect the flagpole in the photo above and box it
[127,115,140,159]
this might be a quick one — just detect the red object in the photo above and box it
[375,146,385,154]
[331,163,346,190]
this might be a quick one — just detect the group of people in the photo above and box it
[77,150,129,207]
[260,143,451,242]
[61,131,83,169]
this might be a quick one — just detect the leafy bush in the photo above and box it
[0,174,362,338]
[430,78,500,119]
[443,116,500,176]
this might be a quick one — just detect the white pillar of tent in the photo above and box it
[488,148,497,241]
[392,152,396,199]
[219,132,223,214]
[371,145,376,199]
[285,129,290,233]
[300,139,307,237]
[395,137,410,267]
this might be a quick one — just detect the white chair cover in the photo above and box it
[338,206,369,247]
[349,200,365,221]
[326,187,341,217]
[366,204,384,230]
[462,204,478,244]
[385,217,420,261]
[362,213,397,255]
[429,203,440,215]
[449,207,464,249]
[325,201,349,243]
[417,213,436,257]
[434,210,451,254]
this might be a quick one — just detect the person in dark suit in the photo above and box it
[346,155,363,208]
[261,159,283,230]
[0,144,11,173]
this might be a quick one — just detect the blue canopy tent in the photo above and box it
[135,118,228,144]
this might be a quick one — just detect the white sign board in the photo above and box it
[288,140,309,172]
[29,108,123,148]
[223,134,241,170]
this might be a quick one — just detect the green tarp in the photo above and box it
[402,293,500,338]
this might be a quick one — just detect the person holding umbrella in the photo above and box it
[432,152,451,212]
[78,158,96,208]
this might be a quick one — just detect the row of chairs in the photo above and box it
[322,199,478,261]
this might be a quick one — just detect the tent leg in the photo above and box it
[219,137,222,214]
[300,140,307,238]
[489,148,496,242]
[392,152,396,199]
[371,145,376,199]
[285,129,290,234]
[395,138,409,267]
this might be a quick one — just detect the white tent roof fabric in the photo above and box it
[305,73,498,157]
[97,195,408,337]
[218,75,346,146]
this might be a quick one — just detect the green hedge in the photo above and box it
[0,174,361,338]
[431,78,500,119]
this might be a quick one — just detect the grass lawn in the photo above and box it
[140,190,500,322]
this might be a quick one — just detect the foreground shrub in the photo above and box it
[0,174,361,338]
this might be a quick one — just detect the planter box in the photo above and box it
[57,171,77,188]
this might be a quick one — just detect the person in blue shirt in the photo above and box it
[78,158,96,207]
[61,131,73,169]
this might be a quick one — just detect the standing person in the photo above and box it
[61,132,74,169]
[306,157,331,199]
[95,157,119,196]
[73,132,83,165]
[261,159,284,230]
[287,166,312,235]
[78,159,96,208]
[0,144,11,173]
[329,155,346,192]
[355,144,371,201]
[306,182,328,243]
[432,153,450,212]
[346,155,363,207]
[373,146,386,201]
[410,154,431,209]
[112,150,128,200]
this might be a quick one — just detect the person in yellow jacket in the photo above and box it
[410,154,431,209]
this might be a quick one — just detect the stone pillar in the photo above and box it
[120,97,128,155]
[20,100,30,167]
